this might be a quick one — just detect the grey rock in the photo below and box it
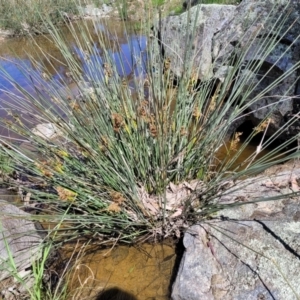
[212,0,300,137]
[78,3,113,18]
[172,225,218,299]
[31,123,64,140]
[149,4,239,137]
[172,165,300,300]
[154,4,236,80]
[0,201,42,295]
[0,29,14,39]
[153,0,300,140]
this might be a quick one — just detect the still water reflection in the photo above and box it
[0,20,147,139]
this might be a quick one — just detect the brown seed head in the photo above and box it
[192,106,202,119]
[110,191,125,204]
[111,113,124,133]
[180,127,187,136]
[230,132,243,152]
[107,202,121,213]
[149,123,157,137]
[103,63,113,77]
[164,57,171,71]
[254,118,270,133]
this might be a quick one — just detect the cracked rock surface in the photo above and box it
[172,161,300,300]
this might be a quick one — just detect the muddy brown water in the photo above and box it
[0,20,273,299]
[62,242,178,300]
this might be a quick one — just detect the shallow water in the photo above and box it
[0,19,147,141]
[64,242,178,299]
[0,188,20,202]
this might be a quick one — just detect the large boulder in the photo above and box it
[212,0,300,137]
[153,4,236,80]
[172,163,300,299]
[153,0,300,139]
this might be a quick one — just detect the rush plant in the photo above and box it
[0,1,299,246]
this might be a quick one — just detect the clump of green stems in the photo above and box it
[0,226,70,300]
[0,1,299,247]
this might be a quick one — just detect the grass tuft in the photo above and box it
[0,0,299,246]
[0,1,300,298]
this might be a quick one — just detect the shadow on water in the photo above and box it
[95,287,137,300]
[168,237,184,295]
[60,241,180,299]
